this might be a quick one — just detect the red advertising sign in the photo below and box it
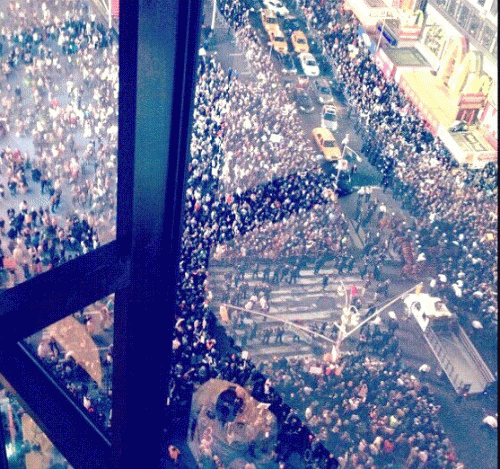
[374,49,395,80]
[111,0,119,18]
[459,94,485,108]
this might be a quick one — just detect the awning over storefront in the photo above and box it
[374,48,396,80]
[399,70,456,134]
[436,126,497,168]
[345,0,396,31]
[48,316,103,385]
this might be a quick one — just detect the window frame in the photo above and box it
[0,0,203,467]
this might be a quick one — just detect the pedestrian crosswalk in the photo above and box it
[208,260,369,362]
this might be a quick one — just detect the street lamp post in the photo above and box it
[341,143,347,160]
[107,0,112,29]
[211,0,217,30]
[221,283,423,361]
[336,143,357,185]
[342,283,423,341]
[333,281,358,355]
[343,145,362,163]
[376,17,386,52]
[333,282,423,359]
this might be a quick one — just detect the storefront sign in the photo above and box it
[461,133,487,151]
[399,25,422,40]
[476,151,497,161]
[374,48,395,79]
[423,23,446,58]
[111,0,119,18]
[459,93,486,108]
[463,151,497,168]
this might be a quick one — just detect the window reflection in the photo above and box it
[23,294,114,437]
[0,378,74,469]
[457,4,471,25]
[0,0,118,290]
[423,23,446,58]
[467,13,482,38]
[479,23,495,49]
[446,0,459,16]
[490,0,498,15]
[434,0,448,8]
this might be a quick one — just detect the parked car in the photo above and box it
[292,89,315,113]
[312,127,341,161]
[260,8,281,35]
[336,172,359,197]
[290,30,309,53]
[315,55,333,77]
[321,104,338,132]
[307,37,322,55]
[262,0,289,16]
[312,78,334,104]
[268,29,288,54]
[282,16,306,33]
[298,52,320,77]
[276,52,297,74]
[449,120,468,132]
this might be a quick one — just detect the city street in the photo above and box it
[205,8,497,469]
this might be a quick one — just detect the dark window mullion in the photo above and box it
[0,241,129,344]
[0,405,8,469]
[0,342,110,469]
[111,0,202,468]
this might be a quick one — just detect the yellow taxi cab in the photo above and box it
[290,30,309,53]
[312,127,341,161]
[260,8,281,35]
[269,29,289,54]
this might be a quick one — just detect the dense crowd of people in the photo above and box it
[171,53,346,465]
[28,296,114,436]
[211,0,498,336]
[0,0,117,441]
[301,0,497,333]
[0,0,117,287]
[169,0,496,467]
[0,0,496,466]
[258,321,464,469]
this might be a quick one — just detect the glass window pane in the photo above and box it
[490,0,498,16]
[22,294,114,438]
[0,0,118,291]
[467,13,482,39]
[0,376,74,469]
[175,0,497,468]
[479,22,496,49]
[457,4,471,25]
[423,23,446,58]
[446,0,459,16]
